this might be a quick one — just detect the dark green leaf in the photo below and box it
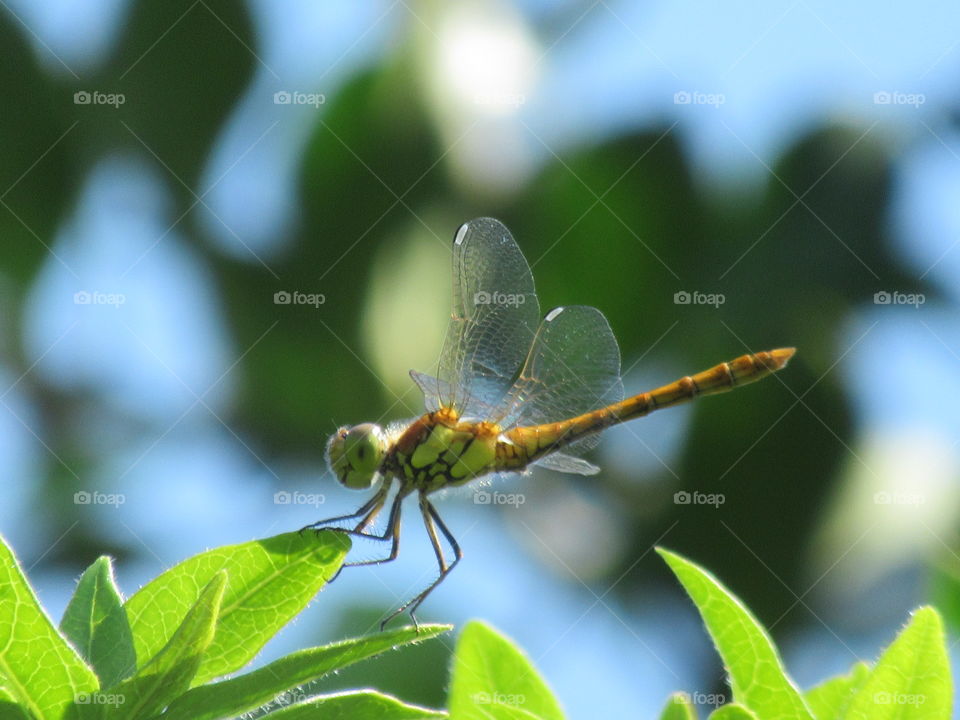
[60,556,136,687]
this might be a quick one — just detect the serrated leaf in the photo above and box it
[709,704,759,720]
[0,534,98,720]
[657,547,814,720]
[60,556,136,688]
[842,606,951,720]
[124,530,348,684]
[448,620,564,720]
[266,690,446,719]
[659,692,696,720]
[106,572,226,720]
[162,623,451,720]
[804,661,870,720]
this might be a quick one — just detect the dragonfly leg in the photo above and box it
[340,489,405,569]
[380,494,462,631]
[299,484,387,534]
[299,485,404,583]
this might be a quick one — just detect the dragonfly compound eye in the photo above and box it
[326,423,386,489]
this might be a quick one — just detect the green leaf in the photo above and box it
[0,685,31,720]
[842,606,951,720]
[0,534,98,720]
[162,623,451,720]
[659,692,696,720]
[60,556,136,688]
[265,690,446,719]
[804,661,870,720]
[106,572,226,720]
[657,547,814,720]
[104,572,224,718]
[448,620,565,720]
[709,704,759,720]
[124,530,348,684]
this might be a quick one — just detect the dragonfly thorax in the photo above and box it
[325,422,388,489]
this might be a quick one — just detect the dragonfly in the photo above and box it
[305,217,794,628]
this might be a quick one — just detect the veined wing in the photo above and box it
[429,218,541,419]
[497,305,624,466]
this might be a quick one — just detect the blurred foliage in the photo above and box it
[0,0,949,704]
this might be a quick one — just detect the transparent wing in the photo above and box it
[536,452,602,475]
[499,305,624,457]
[427,218,541,419]
[410,369,500,418]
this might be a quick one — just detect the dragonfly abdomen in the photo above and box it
[497,348,795,470]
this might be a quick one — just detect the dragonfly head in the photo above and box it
[326,423,387,489]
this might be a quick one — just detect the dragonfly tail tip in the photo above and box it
[769,347,797,369]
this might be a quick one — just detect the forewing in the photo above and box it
[433,218,541,418]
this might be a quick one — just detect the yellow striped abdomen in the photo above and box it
[497,348,795,471]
